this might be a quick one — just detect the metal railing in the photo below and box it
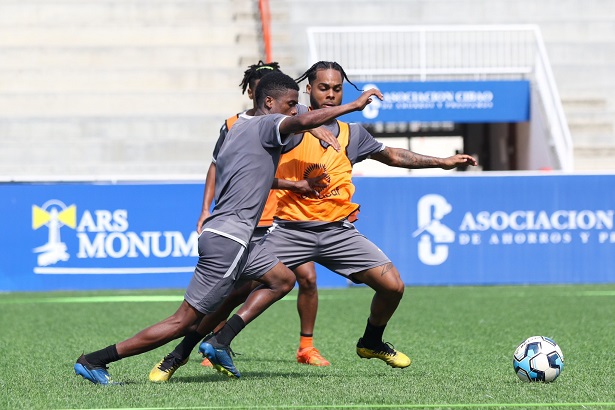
[307,25,573,170]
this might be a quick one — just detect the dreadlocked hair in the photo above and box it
[239,60,282,94]
[294,61,361,91]
[255,72,299,107]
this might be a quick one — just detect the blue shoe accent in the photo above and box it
[199,341,241,378]
[74,354,117,385]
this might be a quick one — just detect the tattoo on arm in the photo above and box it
[375,147,441,169]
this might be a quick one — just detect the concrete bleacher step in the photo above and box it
[568,125,615,146]
[540,21,615,43]
[547,43,615,66]
[574,146,615,171]
[0,157,213,179]
[0,67,260,93]
[0,26,255,48]
[0,46,252,70]
[561,98,608,111]
[562,96,614,148]
[0,1,236,27]
[0,115,242,141]
[0,92,247,117]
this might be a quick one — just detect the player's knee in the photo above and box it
[294,264,317,289]
[381,277,405,300]
[296,274,317,291]
[385,265,405,296]
[279,273,296,294]
[271,264,297,295]
[393,281,405,299]
[185,321,199,334]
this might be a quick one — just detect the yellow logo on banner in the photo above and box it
[30,198,199,275]
[32,204,76,230]
[32,200,77,267]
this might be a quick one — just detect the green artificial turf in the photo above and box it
[1,285,614,409]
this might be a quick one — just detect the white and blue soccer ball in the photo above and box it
[513,336,564,382]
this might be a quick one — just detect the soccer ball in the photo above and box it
[513,336,564,382]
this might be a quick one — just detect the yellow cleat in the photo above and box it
[356,338,411,368]
[148,354,188,382]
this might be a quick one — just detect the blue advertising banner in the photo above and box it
[340,80,530,123]
[2,174,615,292]
[349,175,615,285]
[1,182,202,291]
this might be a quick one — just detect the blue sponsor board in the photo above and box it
[350,174,615,285]
[1,182,202,291]
[2,174,615,292]
[340,80,530,123]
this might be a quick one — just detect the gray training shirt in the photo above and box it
[202,113,289,246]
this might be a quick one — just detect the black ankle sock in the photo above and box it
[362,319,386,348]
[84,344,120,367]
[171,331,204,360]
[211,314,245,347]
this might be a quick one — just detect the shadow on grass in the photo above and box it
[172,371,305,383]
[172,366,400,383]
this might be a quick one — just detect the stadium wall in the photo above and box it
[2,174,615,292]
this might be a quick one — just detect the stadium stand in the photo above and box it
[270,0,615,172]
[0,0,613,177]
[0,0,261,178]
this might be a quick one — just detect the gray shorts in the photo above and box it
[184,231,279,314]
[253,220,390,282]
[251,226,272,243]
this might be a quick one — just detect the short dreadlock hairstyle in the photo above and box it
[294,61,361,91]
[254,72,299,107]
[239,60,282,94]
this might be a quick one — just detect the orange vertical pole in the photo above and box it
[258,0,272,62]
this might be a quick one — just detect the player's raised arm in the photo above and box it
[279,88,383,137]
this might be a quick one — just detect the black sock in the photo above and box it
[84,344,120,367]
[211,314,245,347]
[170,331,204,360]
[362,319,386,348]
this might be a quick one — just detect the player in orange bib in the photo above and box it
[256,61,477,368]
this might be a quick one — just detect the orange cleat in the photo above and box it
[296,346,330,367]
[201,357,213,367]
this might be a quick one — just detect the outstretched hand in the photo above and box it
[353,88,384,111]
[441,154,478,170]
[309,126,340,152]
